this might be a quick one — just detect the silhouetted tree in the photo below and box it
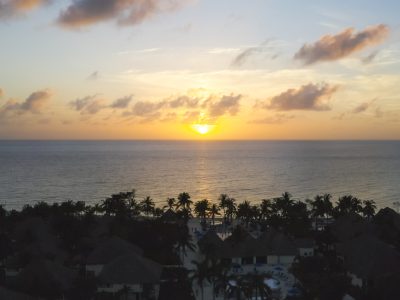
[177,192,193,210]
[334,195,362,217]
[237,200,253,226]
[218,194,230,222]
[190,260,210,300]
[194,199,210,222]
[260,199,273,221]
[209,204,220,225]
[225,198,237,224]
[140,196,155,216]
[362,200,377,219]
[164,197,176,211]
[175,225,196,264]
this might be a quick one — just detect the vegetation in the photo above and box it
[0,189,387,300]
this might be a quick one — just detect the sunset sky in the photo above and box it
[0,0,399,140]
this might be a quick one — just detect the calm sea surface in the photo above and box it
[0,140,399,209]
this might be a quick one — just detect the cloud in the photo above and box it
[69,95,106,114]
[351,99,376,114]
[167,95,199,108]
[334,99,377,119]
[208,94,241,117]
[361,50,379,64]
[352,102,370,114]
[87,71,99,81]
[265,83,338,111]
[232,40,280,67]
[0,89,51,119]
[110,95,133,109]
[294,24,389,65]
[131,100,165,116]
[20,90,52,113]
[57,0,190,29]
[120,91,241,123]
[182,110,200,123]
[249,113,295,124]
[0,0,48,18]
[69,95,95,110]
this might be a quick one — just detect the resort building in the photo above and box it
[85,236,143,276]
[97,253,163,300]
[85,236,162,299]
[336,234,400,289]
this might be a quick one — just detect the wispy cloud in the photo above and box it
[110,95,133,109]
[262,83,338,111]
[86,71,99,81]
[333,99,378,120]
[69,95,106,115]
[57,0,191,29]
[249,113,295,124]
[231,40,280,67]
[352,102,370,114]
[361,50,379,64]
[294,24,389,65]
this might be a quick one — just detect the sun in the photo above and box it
[191,124,214,135]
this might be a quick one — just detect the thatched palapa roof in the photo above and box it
[99,253,162,285]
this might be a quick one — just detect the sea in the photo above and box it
[0,140,399,210]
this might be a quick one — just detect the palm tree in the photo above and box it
[176,225,196,264]
[260,199,273,221]
[225,198,237,224]
[362,200,376,219]
[334,195,362,217]
[218,194,230,222]
[153,207,164,217]
[307,195,325,229]
[100,189,138,217]
[209,204,220,225]
[322,193,334,219]
[164,197,176,211]
[241,273,272,300]
[190,260,211,300]
[195,199,211,222]
[74,201,86,215]
[270,192,295,220]
[177,192,192,209]
[140,196,155,216]
[237,201,253,226]
[213,262,231,300]
[59,200,76,215]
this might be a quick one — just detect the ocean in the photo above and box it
[0,140,399,210]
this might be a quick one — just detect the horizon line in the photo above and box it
[0,139,399,142]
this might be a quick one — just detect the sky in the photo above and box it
[0,0,399,140]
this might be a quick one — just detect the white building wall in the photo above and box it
[267,255,278,264]
[348,272,363,288]
[298,247,314,257]
[279,255,295,265]
[86,264,104,276]
[98,283,143,293]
